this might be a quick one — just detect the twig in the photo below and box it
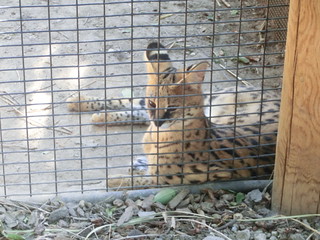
[176,218,233,240]
[212,50,252,86]
[0,199,30,212]
[306,232,315,240]
[36,83,56,92]
[262,179,273,195]
[221,0,231,8]
[114,234,161,240]
[0,92,19,106]
[290,218,320,236]
[85,223,115,240]
[13,200,50,214]
[215,0,221,7]
[216,219,237,231]
[237,214,320,222]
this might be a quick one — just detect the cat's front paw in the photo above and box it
[128,156,148,175]
[67,96,89,112]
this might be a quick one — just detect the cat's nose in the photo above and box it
[153,119,165,127]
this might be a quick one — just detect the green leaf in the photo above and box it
[230,10,239,15]
[207,15,214,21]
[238,56,250,64]
[154,189,177,204]
[235,192,245,204]
[2,232,25,240]
[105,207,117,218]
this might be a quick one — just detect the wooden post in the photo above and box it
[272,0,320,215]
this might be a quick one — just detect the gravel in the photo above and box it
[0,188,319,240]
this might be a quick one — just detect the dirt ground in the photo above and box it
[0,0,285,198]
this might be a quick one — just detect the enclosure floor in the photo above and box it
[0,0,284,197]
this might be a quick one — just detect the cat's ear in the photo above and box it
[171,62,209,94]
[175,61,209,85]
[145,42,172,81]
[184,61,209,83]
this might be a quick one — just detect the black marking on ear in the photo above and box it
[161,67,176,78]
[147,42,165,50]
[148,54,170,61]
[186,64,194,71]
[146,42,169,61]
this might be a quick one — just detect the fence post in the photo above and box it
[272,0,320,215]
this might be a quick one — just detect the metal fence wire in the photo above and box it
[0,0,288,199]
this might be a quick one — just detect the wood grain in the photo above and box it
[272,0,320,215]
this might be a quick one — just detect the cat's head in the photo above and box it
[144,42,209,127]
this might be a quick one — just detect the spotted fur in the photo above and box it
[67,42,280,188]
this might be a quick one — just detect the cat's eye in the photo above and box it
[148,100,156,108]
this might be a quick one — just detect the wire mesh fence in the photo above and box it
[0,0,287,199]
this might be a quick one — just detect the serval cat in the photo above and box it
[67,42,280,188]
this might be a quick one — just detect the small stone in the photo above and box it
[215,199,227,209]
[141,195,154,210]
[254,232,267,240]
[246,189,263,203]
[256,207,271,216]
[231,224,239,232]
[117,206,136,226]
[78,200,86,209]
[134,199,142,208]
[34,223,46,235]
[28,211,39,226]
[193,194,201,203]
[239,224,247,230]
[125,198,138,208]
[202,236,224,240]
[289,233,305,240]
[269,237,277,240]
[127,229,144,237]
[113,199,124,207]
[138,211,156,218]
[221,193,234,201]
[211,214,222,222]
[233,213,243,220]
[201,201,215,213]
[189,203,200,211]
[153,201,166,210]
[85,201,92,209]
[76,207,85,217]
[176,197,190,208]
[168,189,190,209]
[0,206,6,214]
[188,194,194,203]
[48,206,69,224]
[176,207,192,213]
[58,219,69,228]
[236,229,251,240]
[67,206,77,217]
